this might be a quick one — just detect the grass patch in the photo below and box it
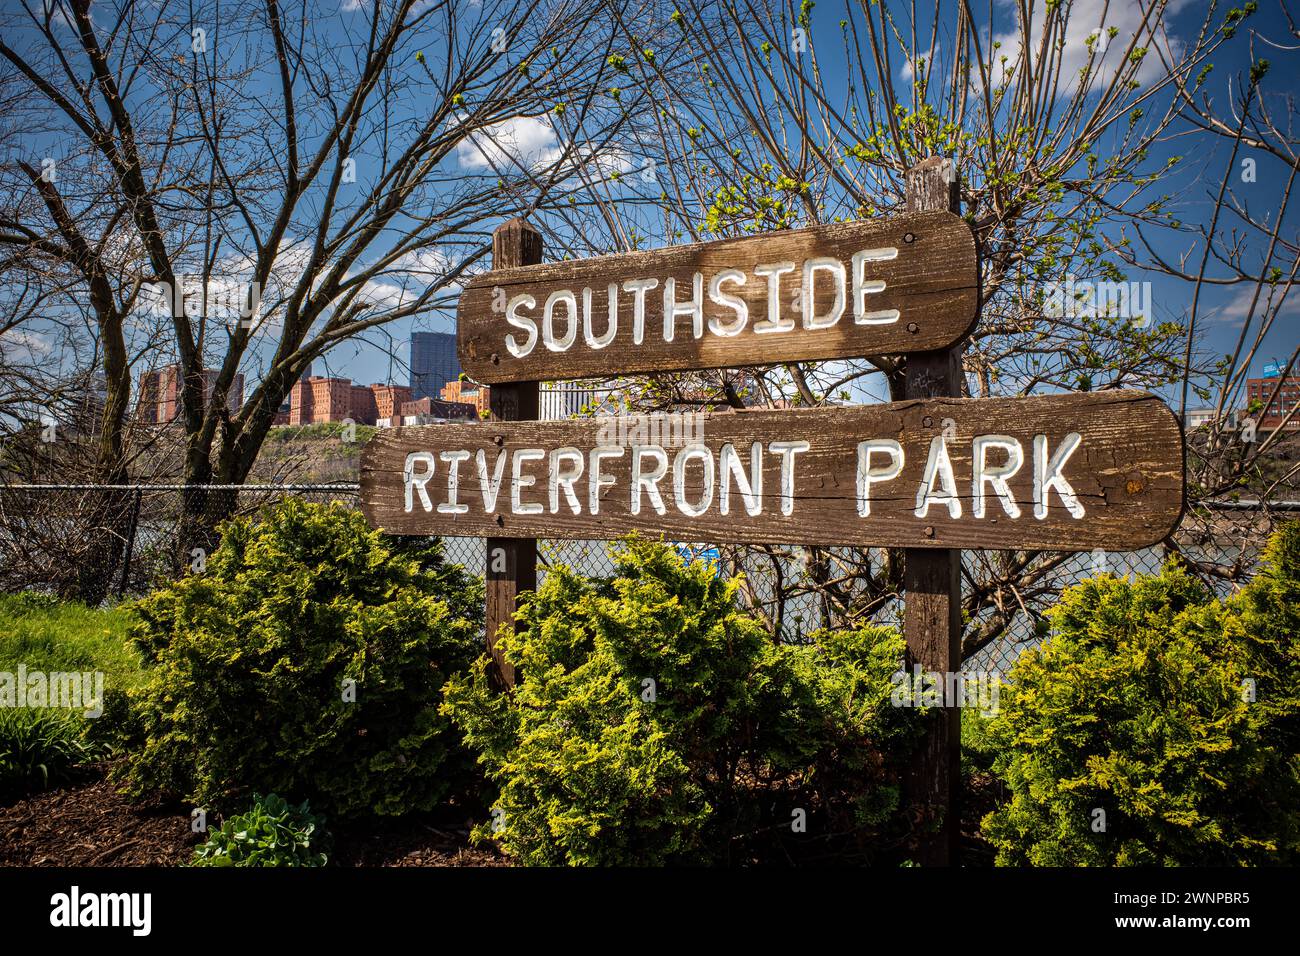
[0,593,146,797]
[0,593,142,682]
[265,422,378,447]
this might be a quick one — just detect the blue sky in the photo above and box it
[328,0,1296,411]
[4,0,1294,412]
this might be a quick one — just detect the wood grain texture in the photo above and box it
[360,391,1184,551]
[902,154,965,867]
[483,217,542,689]
[457,210,978,383]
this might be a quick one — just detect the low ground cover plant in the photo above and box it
[0,593,144,796]
[0,707,96,799]
[192,792,330,867]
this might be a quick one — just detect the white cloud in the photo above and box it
[1208,283,1299,327]
[984,0,1187,98]
[901,45,940,82]
[391,246,449,278]
[451,111,641,191]
[456,114,564,171]
[0,329,53,358]
[353,279,413,309]
[578,142,638,180]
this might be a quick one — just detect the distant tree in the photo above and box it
[1118,3,1299,556]
[555,0,1285,653]
[0,0,637,551]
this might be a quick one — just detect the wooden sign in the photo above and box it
[457,210,978,384]
[360,390,1183,550]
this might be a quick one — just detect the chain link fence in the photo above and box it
[0,482,1281,675]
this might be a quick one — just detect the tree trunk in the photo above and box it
[76,324,133,605]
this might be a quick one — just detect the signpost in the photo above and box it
[900,157,965,866]
[360,393,1183,549]
[482,219,541,689]
[458,210,979,384]
[359,158,1187,866]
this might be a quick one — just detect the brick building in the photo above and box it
[272,399,291,426]
[350,384,378,425]
[289,375,413,426]
[440,379,491,416]
[398,397,478,425]
[289,375,354,425]
[137,364,243,424]
[1245,375,1300,431]
[371,384,412,426]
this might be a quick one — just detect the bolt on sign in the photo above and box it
[361,391,1184,551]
[456,210,979,383]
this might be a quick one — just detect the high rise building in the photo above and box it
[410,331,460,401]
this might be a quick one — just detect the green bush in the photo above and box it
[980,521,1300,865]
[192,793,330,867]
[0,708,96,799]
[120,498,483,818]
[442,537,921,865]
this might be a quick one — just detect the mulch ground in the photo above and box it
[2,761,995,867]
[0,763,504,867]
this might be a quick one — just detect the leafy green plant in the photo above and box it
[443,537,921,866]
[120,498,483,818]
[980,521,1300,866]
[0,708,96,799]
[192,793,330,867]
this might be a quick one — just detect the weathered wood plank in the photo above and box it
[360,391,1185,551]
[457,210,979,383]
[483,218,541,689]
[902,154,965,867]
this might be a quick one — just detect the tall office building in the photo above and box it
[410,331,460,401]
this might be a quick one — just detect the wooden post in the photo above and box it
[903,156,965,865]
[484,218,542,687]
